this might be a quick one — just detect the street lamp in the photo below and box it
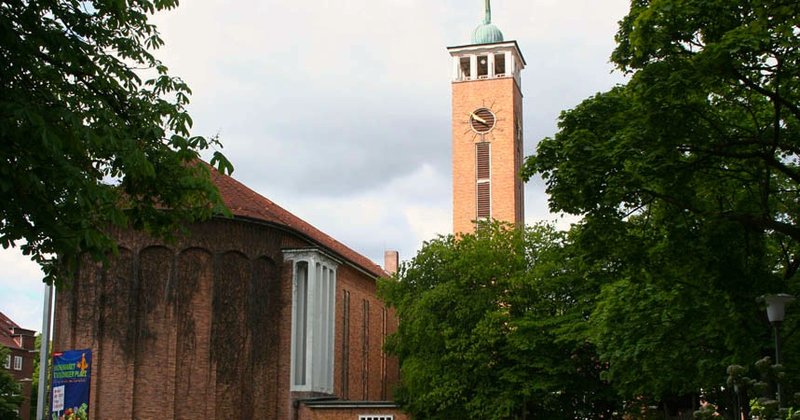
[762,293,795,407]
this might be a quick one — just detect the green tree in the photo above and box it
[522,0,800,412]
[1,0,233,284]
[379,222,620,419]
[0,347,23,420]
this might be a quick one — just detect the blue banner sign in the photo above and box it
[51,349,92,420]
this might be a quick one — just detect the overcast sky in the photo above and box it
[1,0,630,331]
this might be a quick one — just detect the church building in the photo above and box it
[52,1,524,418]
[54,169,406,419]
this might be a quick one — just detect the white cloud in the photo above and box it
[1,0,632,328]
[0,247,46,331]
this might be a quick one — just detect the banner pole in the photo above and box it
[36,283,53,420]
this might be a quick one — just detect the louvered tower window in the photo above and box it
[476,142,491,219]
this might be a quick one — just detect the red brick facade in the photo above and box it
[1,311,36,420]
[452,76,524,235]
[53,171,404,419]
[297,401,410,420]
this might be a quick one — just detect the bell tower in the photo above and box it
[448,0,526,235]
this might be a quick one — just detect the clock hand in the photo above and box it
[470,112,488,124]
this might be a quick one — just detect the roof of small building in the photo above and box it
[0,311,27,350]
[210,168,387,279]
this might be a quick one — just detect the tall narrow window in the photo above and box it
[494,53,506,76]
[342,290,351,399]
[326,267,335,386]
[477,55,489,78]
[476,142,491,219]
[285,249,339,393]
[293,261,308,386]
[362,299,370,400]
[460,57,471,80]
[314,263,324,387]
[381,307,388,400]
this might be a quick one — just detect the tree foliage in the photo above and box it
[0,0,233,284]
[379,223,620,419]
[522,0,800,411]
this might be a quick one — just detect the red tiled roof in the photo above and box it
[0,311,22,350]
[210,169,387,278]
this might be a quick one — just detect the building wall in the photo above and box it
[452,76,524,234]
[4,345,34,420]
[53,217,399,419]
[297,404,410,420]
[334,265,400,403]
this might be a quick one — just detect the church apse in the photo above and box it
[54,219,287,419]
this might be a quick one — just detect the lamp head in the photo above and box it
[762,294,796,323]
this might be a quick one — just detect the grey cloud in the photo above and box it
[1,0,635,328]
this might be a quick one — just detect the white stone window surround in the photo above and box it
[13,355,22,371]
[284,248,340,394]
[3,355,9,369]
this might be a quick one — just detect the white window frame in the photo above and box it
[13,355,22,371]
[3,355,9,369]
[359,416,394,420]
[284,248,339,394]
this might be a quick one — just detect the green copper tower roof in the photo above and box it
[470,0,504,44]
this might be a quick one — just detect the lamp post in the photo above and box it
[762,293,795,407]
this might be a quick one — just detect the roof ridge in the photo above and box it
[0,310,28,350]
[209,168,386,278]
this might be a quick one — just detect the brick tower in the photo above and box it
[449,0,526,235]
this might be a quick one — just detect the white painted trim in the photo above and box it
[447,41,526,70]
[469,55,478,80]
[283,248,341,267]
[284,249,339,394]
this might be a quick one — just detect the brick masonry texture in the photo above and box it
[452,77,524,234]
[54,217,402,418]
[298,405,410,420]
[1,312,35,420]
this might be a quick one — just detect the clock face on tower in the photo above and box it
[469,108,496,133]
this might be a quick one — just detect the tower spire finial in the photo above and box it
[470,0,503,44]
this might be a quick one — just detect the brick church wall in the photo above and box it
[297,405,410,420]
[53,217,400,419]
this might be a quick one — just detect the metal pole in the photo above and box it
[734,385,741,420]
[36,284,53,420]
[774,321,782,408]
